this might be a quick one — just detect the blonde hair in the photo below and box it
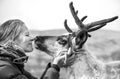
[0,19,25,45]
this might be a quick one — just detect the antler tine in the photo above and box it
[88,24,106,32]
[69,2,84,29]
[86,16,118,29]
[81,16,87,22]
[64,19,73,33]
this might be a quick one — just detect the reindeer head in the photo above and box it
[34,2,118,57]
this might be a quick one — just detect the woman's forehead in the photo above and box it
[21,24,29,33]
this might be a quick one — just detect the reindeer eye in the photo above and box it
[58,38,67,45]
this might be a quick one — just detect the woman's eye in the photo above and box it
[25,32,30,37]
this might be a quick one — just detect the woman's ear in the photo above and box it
[3,40,13,47]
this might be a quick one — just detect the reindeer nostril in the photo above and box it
[34,36,46,46]
[35,36,39,40]
[34,36,41,42]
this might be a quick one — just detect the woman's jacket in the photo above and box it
[0,42,60,79]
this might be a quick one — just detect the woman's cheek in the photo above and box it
[22,36,26,43]
[17,36,27,47]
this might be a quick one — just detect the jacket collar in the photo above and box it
[0,42,28,64]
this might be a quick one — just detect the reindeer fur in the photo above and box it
[64,45,120,79]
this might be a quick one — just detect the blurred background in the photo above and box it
[0,0,120,79]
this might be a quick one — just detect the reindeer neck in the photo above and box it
[83,49,105,79]
[66,45,105,79]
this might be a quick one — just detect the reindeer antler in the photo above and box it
[64,2,118,49]
[86,16,118,32]
[69,2,84,29]
[64,2,118,33]
[81,16,87,22]
[64,19,73,33]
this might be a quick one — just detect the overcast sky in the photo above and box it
[0,0,120,31]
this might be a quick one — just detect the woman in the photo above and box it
[0,19,74,79]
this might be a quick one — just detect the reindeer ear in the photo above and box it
[75,30,88,49]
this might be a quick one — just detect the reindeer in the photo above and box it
[34,2,119,79]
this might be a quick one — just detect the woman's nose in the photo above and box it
[29,36,35,41]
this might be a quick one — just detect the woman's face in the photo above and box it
[15,24,33,52]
